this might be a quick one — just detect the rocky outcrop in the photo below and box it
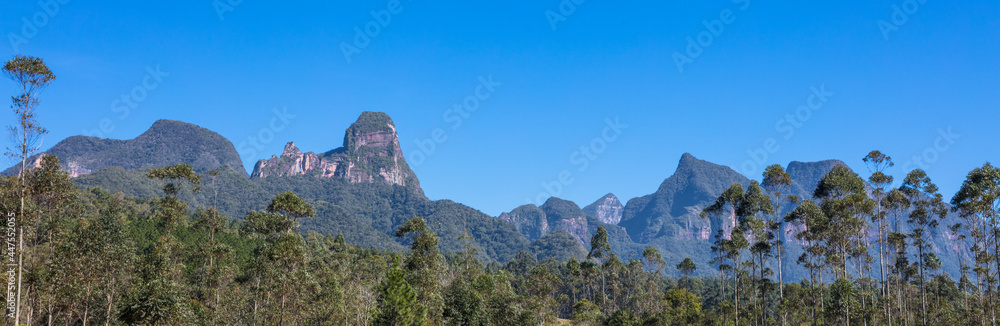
[583,193,624,225]
[539,197,592,246]
[500,197,593,246]
[21,154,93,178]
[499,205,550,242]
[251,112,421,192]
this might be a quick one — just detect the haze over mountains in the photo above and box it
[9,111,970,278]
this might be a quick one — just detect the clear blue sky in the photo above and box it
[1,1,997,216]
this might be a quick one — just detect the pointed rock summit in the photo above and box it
[619,153,750,243]
[251,112,421,192]
[583,193,624,225]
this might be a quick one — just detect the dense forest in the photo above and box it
[5,56,1000,326]
[4,153,1000,325]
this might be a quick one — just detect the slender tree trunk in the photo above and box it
[105,275,116,326]
[105,292,112,326]
[987,225,1000,325]
[25,288,31,326]
[919,245,927,326]
[735,251,741,326]
[14,227,22,326]
[14,109,29,326]
[877,216,890,326]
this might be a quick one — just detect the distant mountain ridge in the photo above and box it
[64,112,524,262]
[3,119,245,177]
[10,112,970,278]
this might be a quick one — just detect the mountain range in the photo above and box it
[13,111,970,278]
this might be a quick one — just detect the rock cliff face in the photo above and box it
[499,205,549,242]
[250,112,421,192]
[500,197,592,246]
[583,193,624,225]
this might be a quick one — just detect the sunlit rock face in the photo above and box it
[584,193,624,225]
[251,112,421,192]
[500,197,595,247]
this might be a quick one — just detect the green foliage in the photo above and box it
[604,309,639,326]
[676,257,696,277]
[571,299,604,325]
[396,216,445,323]
[375,259,427,326]
[267,190,316,220]
[74,166,527,262]
[589,226,611,262]
[661,288,703,324]
[530,230,588,262]
[146,164,201,196]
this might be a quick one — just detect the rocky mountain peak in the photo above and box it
[282,142,303,158]
[583,193,624,225]
[620,153,749,243]
[343,111,398,150]
[678,152,698,166]
[251,112,421,193]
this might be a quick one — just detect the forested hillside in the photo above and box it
[4,155,999,325]
[0,80,992,324]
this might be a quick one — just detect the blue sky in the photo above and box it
[1,1,997,216]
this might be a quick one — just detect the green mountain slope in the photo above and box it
[4,119,246,177]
